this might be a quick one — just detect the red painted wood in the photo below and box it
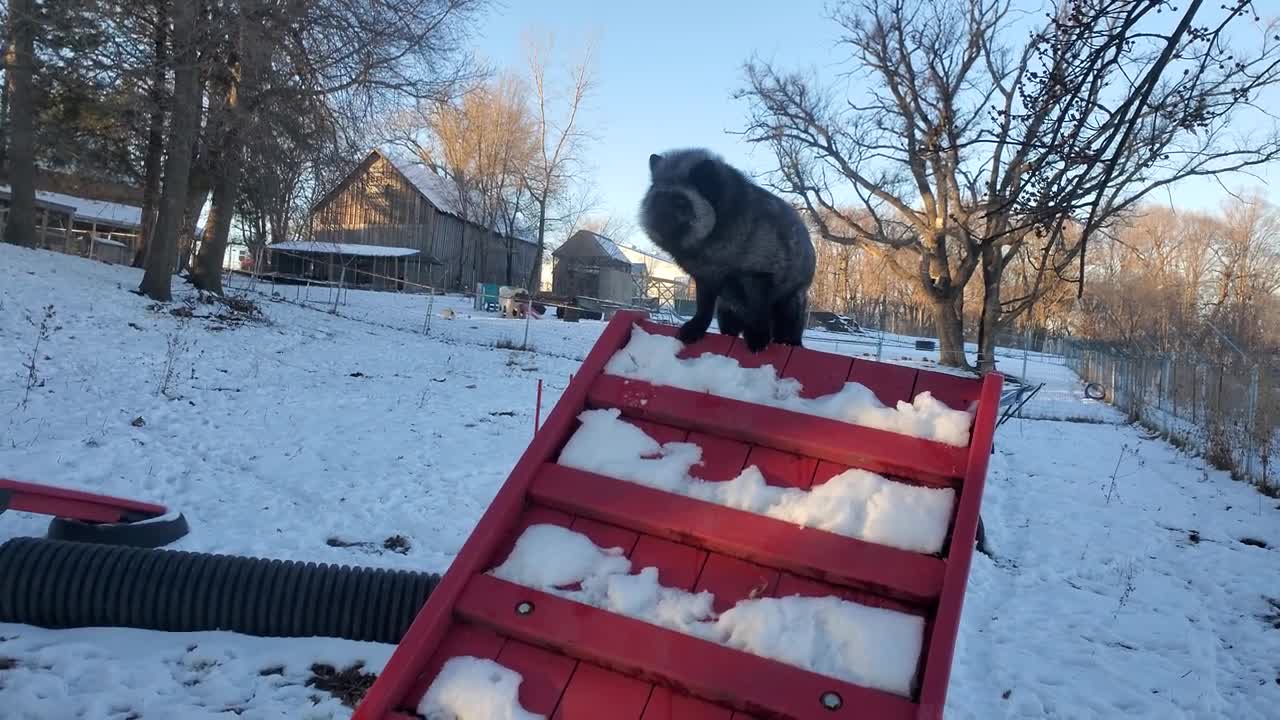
[694,554,779,614]
[490,505,576,571]
[353,310,648,720]
[553,661,653,719]
[912,370,982,412]
[780,346,854,398]
[401,622,506,710]
[456,574,918,720]
[685,431,750,482]
[530,464,946,604]
[744,445,819,490]
[358,311,1002,720]
[677,331,735,360]
[587,375,968,485]
[847,359,919,406]
[726,338,792,372]
[637,319,680,338]
[496,641,578,716]
[915,372,1003,719]
[626,418,690,445]
[774,572,924,617]
[0,478,166,523]
[570,516,640,556]
[643,686,734,720]
[630,535,707,591]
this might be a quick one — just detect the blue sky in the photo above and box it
[473,1,1277,247]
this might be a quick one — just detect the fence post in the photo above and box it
[1245,365,1260,483]
[1170,353,1178,419]
[1021,326,1031,381]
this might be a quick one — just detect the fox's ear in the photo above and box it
[688,158,722,206]
[649,153,662,174]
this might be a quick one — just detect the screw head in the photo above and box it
[820,691,843,710]
[515,601,535,615]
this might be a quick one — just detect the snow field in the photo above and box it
[490,523,926,697]
[559,408,956,554]
[603,325,976,446]
[2,244,1277,719]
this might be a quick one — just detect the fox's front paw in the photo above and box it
[744,327,770,353]
[678,321,708,345]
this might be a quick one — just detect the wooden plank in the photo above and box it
[587,375,968,484]
[457,574,918,720]
[912,370,983,412]
[353,312,647,720]
[726,338,792,372]
[496,640,578,716]
[629,535,707,592]
[642,686,734,720]
[530,464,946,604]
[915,372,1004,719]
[400,622,505,710]
[553,661,653,719]
[685,431,750,482]
[781,346,854,398]
[490,505,575,571]
[694,554,778,614]
[743,445,818,490]
[626,418,690,445]
[847,359,919,407]
[570,516,640,556]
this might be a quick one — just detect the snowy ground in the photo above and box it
[2,244,1278,718]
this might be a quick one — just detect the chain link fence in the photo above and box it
[1065,342,1279,494]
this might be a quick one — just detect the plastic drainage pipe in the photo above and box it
[0,538,441,645]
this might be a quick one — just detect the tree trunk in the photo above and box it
[139,0,201,301]
[135,0,169,267]
[178,152,212,273]
[932,295,970,369]
[526,199,548,291]
[191,47,245,295]
[977,244,1004,374]
[3,0,37,248]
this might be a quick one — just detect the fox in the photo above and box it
[639,148,815,353]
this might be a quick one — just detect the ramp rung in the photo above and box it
[586,375,967,486]
[530,464,946,604]
[455,574,919,720]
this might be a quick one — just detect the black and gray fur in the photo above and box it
[639,148,816,353]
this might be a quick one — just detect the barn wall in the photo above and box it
[309,153,537,292]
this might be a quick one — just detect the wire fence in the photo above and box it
[1065,342,1279,494]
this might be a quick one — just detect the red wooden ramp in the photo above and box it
[355,312,1002,720]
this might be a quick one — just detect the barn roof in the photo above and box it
[311,149,535,246]
[0,184,141,229]
[268,240,426,259]
[554,230,633,266]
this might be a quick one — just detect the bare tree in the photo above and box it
[1073,196,1280,355]
[523,32,598,291]
[739,0,1280,369]
[3,0,36,248]
[139,0,202,301]
[394,73,537,286]
[134,0,169,267]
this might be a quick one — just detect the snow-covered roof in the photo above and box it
[378,153,535,246]
[0,184,142,229]
[268,240,419,258]
[91,236,128,248]
[554,230,632,264]
[392,160,466,219]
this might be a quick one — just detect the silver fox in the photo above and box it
[639,148,816,353]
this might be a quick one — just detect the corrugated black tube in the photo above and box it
[0,538,440,644]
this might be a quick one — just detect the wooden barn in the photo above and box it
[300,149,537,292]
[551,229,639,305]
